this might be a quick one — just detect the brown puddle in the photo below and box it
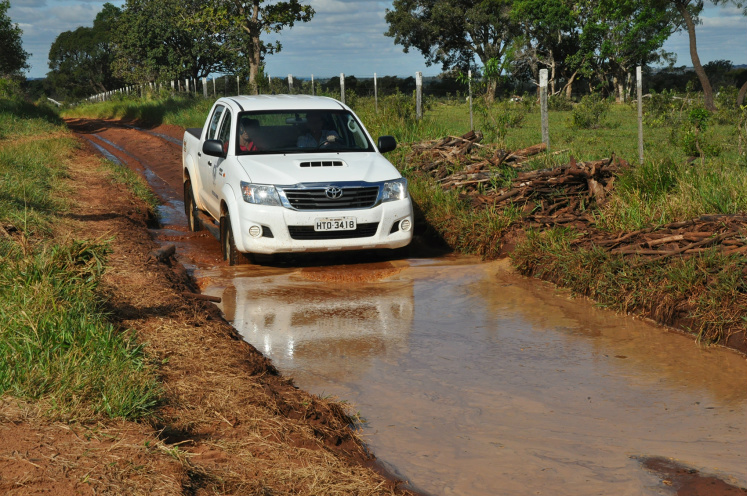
[194,257,747,496]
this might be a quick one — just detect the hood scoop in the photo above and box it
[298,160,345,168]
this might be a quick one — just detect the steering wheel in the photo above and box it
[318,135,342,149]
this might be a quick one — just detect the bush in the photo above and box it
[571,93,610,129]
[548,94,573,111]
[0,77,22,99]
[475,97,528,143]
[675,107,721,157]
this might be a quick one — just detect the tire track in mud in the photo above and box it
[66,118,226,266]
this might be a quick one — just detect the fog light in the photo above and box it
[249,225,262,237]
[400,219,412,232]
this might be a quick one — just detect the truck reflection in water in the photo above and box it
[213,267,414,374]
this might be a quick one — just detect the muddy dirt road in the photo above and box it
[68,119,747,496]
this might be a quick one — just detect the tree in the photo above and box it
[511,0,579,97]
[587,0,677,102]
[48,3,123,99]
[385,0,518,100]
[650,0,745,110]
[112,0,232,85]
[0,0,30,77]
[198,0,315,94]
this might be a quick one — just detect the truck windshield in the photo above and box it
[235,110,374,155]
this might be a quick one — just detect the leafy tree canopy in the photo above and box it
[0,0,30,77]
[195,0,315,93]
[48,3,123,99]
[112,0,233,84]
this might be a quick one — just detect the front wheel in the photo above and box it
[184,180,201,232]
[220,210,248,266]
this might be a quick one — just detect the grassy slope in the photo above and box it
[61,92,747,348]
[0,98,161,420]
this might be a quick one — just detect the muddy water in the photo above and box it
[194,256,747,496]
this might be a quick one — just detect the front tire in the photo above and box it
[184,180,201,232]
[220,210,248,265]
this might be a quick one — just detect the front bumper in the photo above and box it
[234,198,414,254]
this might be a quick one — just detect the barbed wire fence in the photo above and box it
[82,68,649,160]
[84,71,471,113]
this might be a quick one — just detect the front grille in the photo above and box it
[288,223,379,240]
[283,186,379,210]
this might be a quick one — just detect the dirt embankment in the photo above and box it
[0,122,417,495]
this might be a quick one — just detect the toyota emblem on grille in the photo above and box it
[325,186,343,199]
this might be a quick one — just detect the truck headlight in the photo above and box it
[382,178,408,202]
[240,182,281,206]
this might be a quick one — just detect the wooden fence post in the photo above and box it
[340,73,345,104]
[288,74,293,94]
[202,77,208,98]
[374,72,378,113]
[540,69,550,151]
[311,74,315,96]
[468,69,473,131]
[236,76,240,95]
[637,66,644,165]
[416,71,423,120]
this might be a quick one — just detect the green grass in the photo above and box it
[512,227,747,343]
[0,96,161,421]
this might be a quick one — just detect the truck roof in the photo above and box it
[223,94,348,112]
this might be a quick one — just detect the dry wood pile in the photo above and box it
[467,155,630,228]
[409,133,747,260]
[408,132,629,227]
[409,131,551,182]
[574,215,747,261]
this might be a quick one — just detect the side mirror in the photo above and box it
[202,139,225,157]
[377,135,397,154]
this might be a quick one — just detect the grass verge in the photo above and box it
[0,96,161,421]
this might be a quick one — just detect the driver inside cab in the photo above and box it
[297,111,340,148]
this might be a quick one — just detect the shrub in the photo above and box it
[678,107,721,157]
[475,97,528,143]
[571,93,610,129]
[548,94,573,111]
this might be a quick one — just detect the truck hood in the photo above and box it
[236,152,401,186]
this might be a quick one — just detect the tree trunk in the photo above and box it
[563,70,578,99]
[248,1,261,95]
[485,78,497,103]
[676,1,715,111]
[738,80,747,107]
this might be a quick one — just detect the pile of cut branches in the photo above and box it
[575,215,747,261]
[465,155,629,228]
[408,133,747,260]
[409,131,551,181]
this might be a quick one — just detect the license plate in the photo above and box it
[314,217,357,231]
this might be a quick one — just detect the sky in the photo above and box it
[8,0,747,81]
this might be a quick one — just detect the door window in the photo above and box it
[217,111,232,155]
[207,105,225,140]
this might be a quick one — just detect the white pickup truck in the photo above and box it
[182,95,413,264]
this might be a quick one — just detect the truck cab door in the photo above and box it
[198,105,228,217]
[210,111,233,215]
